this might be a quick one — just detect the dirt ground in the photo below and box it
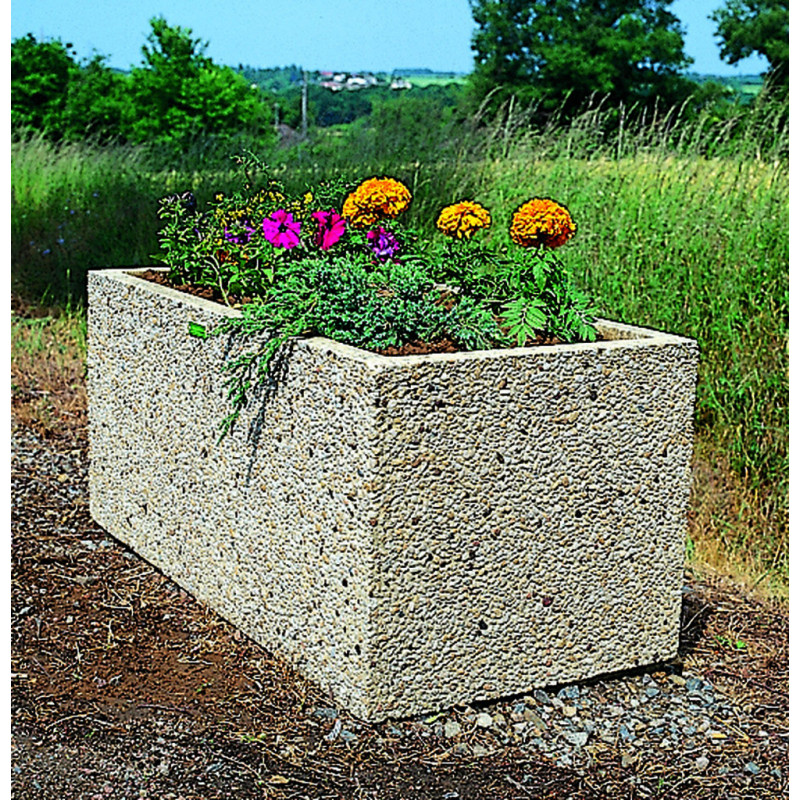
[10,414,789,799]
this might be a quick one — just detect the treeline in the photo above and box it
[469,0,787,118]
[11,0,788,162]
[236,65,467,130]
[11,20,472,159]
[11,18,275,156]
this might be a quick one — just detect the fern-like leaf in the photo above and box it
[500,298,547,346]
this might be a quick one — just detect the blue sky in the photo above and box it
[10,0,767,76]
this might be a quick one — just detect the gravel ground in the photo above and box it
[11,419,789,799]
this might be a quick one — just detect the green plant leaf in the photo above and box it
[500,298,547,345]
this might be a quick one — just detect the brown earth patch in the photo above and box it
[11,421,789,800]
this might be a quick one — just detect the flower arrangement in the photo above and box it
[156,155,596,435]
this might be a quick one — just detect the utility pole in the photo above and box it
[301,70,308,139]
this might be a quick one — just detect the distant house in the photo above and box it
[390,77,412,90]
[318,72,381,92]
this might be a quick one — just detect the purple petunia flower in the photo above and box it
[366,226,400,261]
[263,209,302,250]
[311,209,347,251]
[224,219,257,245]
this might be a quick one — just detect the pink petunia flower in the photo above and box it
[262,209,302,250]
[311,209,347,250]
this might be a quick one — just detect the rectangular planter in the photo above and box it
[88,268,698,721]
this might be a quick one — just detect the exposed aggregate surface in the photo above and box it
[87,270,699,721]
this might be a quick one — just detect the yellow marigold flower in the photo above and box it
[303,191,314,204]
[436,201,492,240]
[509,198,576,249]
[342,177,411,228]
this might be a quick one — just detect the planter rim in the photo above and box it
[91,267,696,367]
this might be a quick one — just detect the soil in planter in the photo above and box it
[132,269,591,356]
[136,269,259,307]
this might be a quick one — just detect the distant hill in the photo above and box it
[686,72,764,102]
[392,68,466,76]
[390,69,468,88]
[687,72,763,84]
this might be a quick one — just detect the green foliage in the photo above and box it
[11,19,276,156]
[501,255,596,344]
[123,18,273,153]
[276,84,376,129]
[236,65,305,95]
[12,35,132,144]
[10,135,165,304]
[364,94,462,163]
[436,240,596,345]
[157,159,598,434]
[205,249,506,436]
[62,55,128,142]
[469,0,694,117]
[711,0,788,86]
[11,34,78,136]
[310,87,374,127]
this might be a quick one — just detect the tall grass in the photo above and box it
[10,96,788,595]
[459,97,788,594]
[475,152,787,595]
[10,134,257,303]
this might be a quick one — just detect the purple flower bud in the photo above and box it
[224,219,256,244]
[366,226,399,261]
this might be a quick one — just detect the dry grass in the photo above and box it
[10,296,87,441]
[687,440,788,605]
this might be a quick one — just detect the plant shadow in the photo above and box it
[241,339,294,486]
[678,584,715,657]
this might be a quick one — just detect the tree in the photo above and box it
[123,17,273,149]
[469,0,693,117]
[11,34,128,142]
[11,34,77,136]
[62,55,129,142]
[711,0,788,86]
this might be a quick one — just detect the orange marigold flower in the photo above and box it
[436,201,492,239]
[509,198,576,249]
[342,177,411,228]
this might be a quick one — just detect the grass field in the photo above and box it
[10,97,788,598]
[405,74,468,88]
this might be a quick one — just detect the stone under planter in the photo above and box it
[88,268,698,722]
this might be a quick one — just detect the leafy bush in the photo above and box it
[11,19,275,156]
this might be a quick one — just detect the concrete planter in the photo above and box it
[88,268,698,722]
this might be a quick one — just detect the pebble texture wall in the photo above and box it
[88,269,698,721]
